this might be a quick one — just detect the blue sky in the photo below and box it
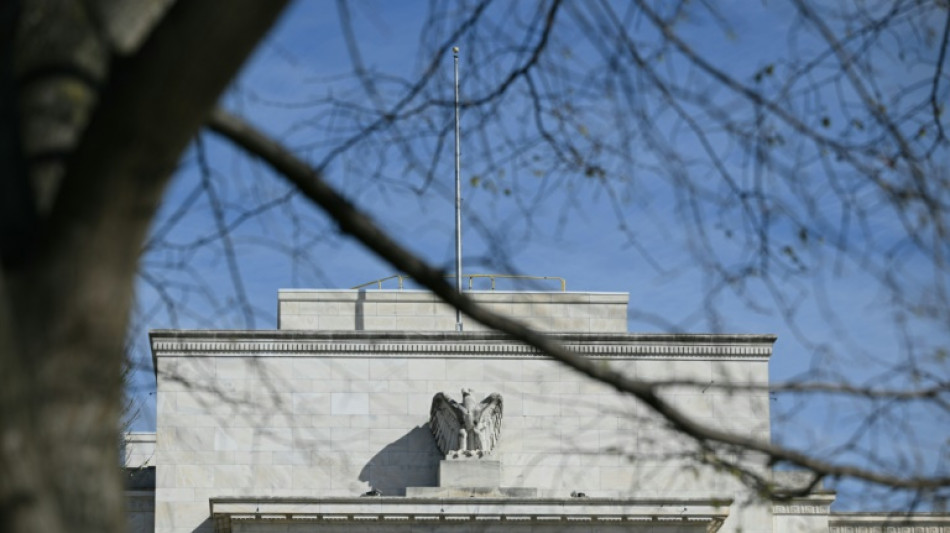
[130,1,950,510]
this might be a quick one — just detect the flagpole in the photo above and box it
[453,46,463,332]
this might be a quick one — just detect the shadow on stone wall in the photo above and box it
[359,425,441,495]
[186,518,211,533]
[355,289,366,330]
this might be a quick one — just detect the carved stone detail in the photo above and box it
[429,389,503,458]
[151,333,774,360]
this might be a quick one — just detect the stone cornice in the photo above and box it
[771,493,837,515]
[829,512,950,532]
[210,497,730,533]
[772,502,833,515]
[150,330,775,361]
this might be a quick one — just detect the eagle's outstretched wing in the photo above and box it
[473,393,503,453]
[429,392,463,455]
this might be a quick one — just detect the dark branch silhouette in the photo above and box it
[207,107,950,492]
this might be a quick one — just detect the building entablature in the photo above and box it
[210,496,731,533]
[150,329,776,363]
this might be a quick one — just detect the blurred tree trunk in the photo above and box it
[0,1,288,531]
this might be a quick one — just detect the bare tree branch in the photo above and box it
[207,107,950,492]
[930,7,950,144]
[195,135,255,327]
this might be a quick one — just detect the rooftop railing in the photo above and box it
[351,274,567,292]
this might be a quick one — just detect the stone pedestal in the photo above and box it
[404,459,539,498]
[439,459,500,487]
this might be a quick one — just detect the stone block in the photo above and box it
[406,392,433,415]
[319,315,355,330]
[669,393,715,419]
[407,359,445,380]
[432,317,458,330]
[369,359,408,380]
[331,392,369,415]
[277,314,318,330]
[215,358,248,379]
[447,359,488,381]
[590,318,626,332]
[164,427,213,452]
[386,378,417,393]
[347,379,387,393]
[438,459,501,487]
[587,292,629,304]
[251,464,292,489]
[155,487,195,502]
[366,290,400,301]
[291,465,333,490]
[369,392,407,415]
[328,359,369,381]
[253,428,292,451]
[271,449,310,465]
[508,303,532,318]
[395,301,435,315]
[212,465,253,488]
[375,301,396,315]
[395,291,435,302]
[355,301,378,316]
[440,302,465,317]
[175,464,213,488]
[331,427,370,451]
[512,292,553,303]
[254,358,300,382]
[154,501,207,529]
[394,316,437,330]
[291,392,330,415]
[215,427,252,452]
[363,316,397,329]
[548,316,590,331]
[309,414,338,427]
[484,362,524,382]
[523,394,560,416]
[712,360,769,385]
[368,428,409,451]
[556,292,594,304]
[529,302,568,318]
[518,465,592,490]
[291,358,334,380]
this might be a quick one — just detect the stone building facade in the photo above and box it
[124,288,950,533]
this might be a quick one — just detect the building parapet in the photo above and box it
[277,289,630,333]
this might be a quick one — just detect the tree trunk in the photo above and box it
[0,1,289,531]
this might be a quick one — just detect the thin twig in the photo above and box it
[207,107,950,492]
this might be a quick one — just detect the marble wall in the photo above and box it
[151,327,773,533]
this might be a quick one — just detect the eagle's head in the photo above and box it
[461,387,473,398]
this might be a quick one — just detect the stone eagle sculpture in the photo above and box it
[429,388,503,458]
